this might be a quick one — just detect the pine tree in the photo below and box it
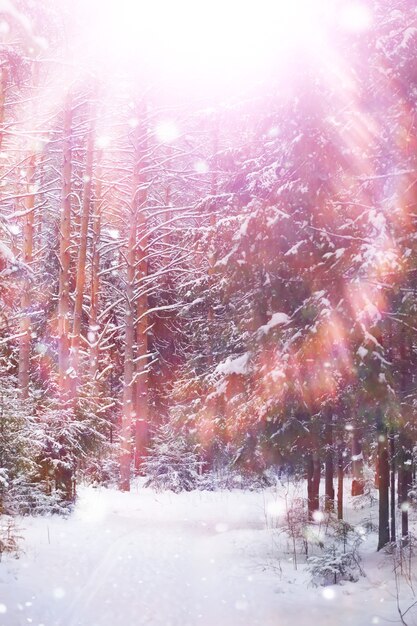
[143,421,201,493]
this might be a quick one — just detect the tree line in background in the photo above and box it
[0,0,417,551]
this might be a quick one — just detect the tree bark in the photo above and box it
[399,433,412,544]
[119,211,137,491]
[397,330,412,544]
[307,452,320,519]
[70,101,95,395]
[57,95,73,401]
[324,407,335,510]
[133,112,149,473]
[19,65,39,399]
[387,318,396,543]
[377,414,390,551]
[389,428,396,543]
[18,153,36,399]
[0,66,8,152]
[337,438,344,520]
[351,423,364,496]
[89,160,102,380]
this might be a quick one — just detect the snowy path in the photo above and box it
[0,484,414,626]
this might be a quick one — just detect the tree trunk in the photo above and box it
[398,330,412,544]
[18,153,36,399]
[70,102,95,395]
[0,66,8,152]
[389,428,396,543]
[57,96,73,401]
[307,452,320,519]
[89,162,102,380]
[134,288,149,472]
[377,415,390,551]
[324,408,335,510]
[120,109,151,490]
[133,112,149,473]
[120,210,137,491]
[387,318,396,543]
[351,424,364,496]
[337,438,344,520]
[18,65,39,399]
[399,433,412,544]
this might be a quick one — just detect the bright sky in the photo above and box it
[73,0,373,96]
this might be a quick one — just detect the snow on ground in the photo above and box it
[0,481,416,626]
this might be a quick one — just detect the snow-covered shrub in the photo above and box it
[229,435,276,488]
[0,342,115,509]
[34,392,113,500]
[4,477,72,516]
[198,467,242,491]
[307,545,362,586]
[0,370,42,513]
[0,516,21,560]
[143,422,202,493]
[279,496,311,568]
[0,363,76,514]
[329,518,355,551]
[356,514,378,534]
[199,466,275,491]
[81,454,120,488]
[33,406,80,501]
[198,440,278,491]
[351,465,378,510]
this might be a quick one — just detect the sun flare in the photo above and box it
[77,0,333,81]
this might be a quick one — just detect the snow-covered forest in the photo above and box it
[1,0,417,624]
